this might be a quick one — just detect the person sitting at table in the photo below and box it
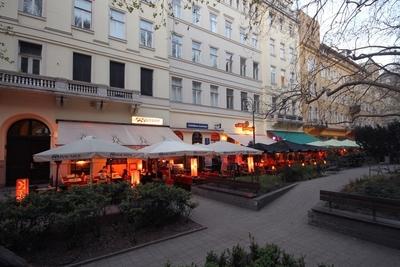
[98,166,108,183]
[122,169,129,181]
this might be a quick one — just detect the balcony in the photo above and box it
[0,70,141,104]
[272,113,304,127]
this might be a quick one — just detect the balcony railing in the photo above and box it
[273,113,304,126]
[0,70,140,104]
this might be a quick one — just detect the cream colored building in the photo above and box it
[0,0,172,186]
[298,11,371,139]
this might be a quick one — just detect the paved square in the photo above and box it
[83,167,400,267]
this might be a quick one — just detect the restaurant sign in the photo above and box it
[186,123,209,129]
[132,116,163,125]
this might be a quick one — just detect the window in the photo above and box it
[73,52,91,82]
[280,69,286,87]
[307,58,316,72]
[279,17,284,31]
[240,57,246,76]
[110,9,125,39]
[171,77,182,102]
[171,34,182,58]
[74,0,92,29]
[172,0,181,18]
[226,89,234,109]
[210,13,217,33]
[210,47,218,68]
[290,71,295,85]
[268,12,274,26]
[225,52,233,72]
[280,43,285,60]
[225,21,232,38]
[271,66,276,85]
[192,41,201,63]
[289,47,295,62]
[241,91,248,111]
[192,132,202,144]
[22,0,42,17]
[272,96,277,112]
[192,81,201,104]
[291,101,296,115]
[253,62,259,80]
[109,61,125,88]
[254,94,260,113]
[140,20,153,47]
[19,41,42,75]
[251,34,258,48]
[240,27,246,44]
[140,68,153,96]
[270,38,275,56]
[192,5,200,24]
[210,85,219,107]
[289,23,294,36]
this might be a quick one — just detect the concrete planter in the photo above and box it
[192,183,298,210]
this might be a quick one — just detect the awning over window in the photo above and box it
[269,130,319,144]
[228,134,275,146]
[57,121,181,146]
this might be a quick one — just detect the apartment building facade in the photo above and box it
[298,11,367,139]
[1,0,301,186]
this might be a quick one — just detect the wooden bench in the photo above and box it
[320,190,400,221]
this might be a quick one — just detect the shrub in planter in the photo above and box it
[0,185,109,251]
[279,166,306,182]
[93,181,132,205]
[120,183,197,228]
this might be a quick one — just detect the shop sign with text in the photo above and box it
[132,116,163,125]
[186,123,208,129]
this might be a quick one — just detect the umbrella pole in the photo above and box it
[55,161,61,191]
[90,159,93,185]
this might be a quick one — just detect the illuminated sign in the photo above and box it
[16,178,29,201]
[132,116,163,125]
[235,121,254,132]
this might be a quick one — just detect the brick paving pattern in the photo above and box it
[83,167,400,267]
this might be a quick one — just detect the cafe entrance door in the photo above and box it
[6,119,50,186]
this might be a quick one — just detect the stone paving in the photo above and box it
[83,167,400,267]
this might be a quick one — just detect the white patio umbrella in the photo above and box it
[137,140,212,159]
[339,139,360,148]
[33,136,141,188]
[308,140,329,147]
[33,136,141,162]
[206,141,263,155]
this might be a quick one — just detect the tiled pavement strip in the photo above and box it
[80,167,400,267]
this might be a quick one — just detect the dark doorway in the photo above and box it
[6,119,50,186]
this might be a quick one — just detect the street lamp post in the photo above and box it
[243,98,257,146]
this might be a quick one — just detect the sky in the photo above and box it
[296,0,399,66]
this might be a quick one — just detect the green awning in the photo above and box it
[270,131,319,144]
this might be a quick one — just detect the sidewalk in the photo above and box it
[82,167,400,267]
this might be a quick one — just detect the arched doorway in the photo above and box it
[6,119,50,186]
[192,132,203,144]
